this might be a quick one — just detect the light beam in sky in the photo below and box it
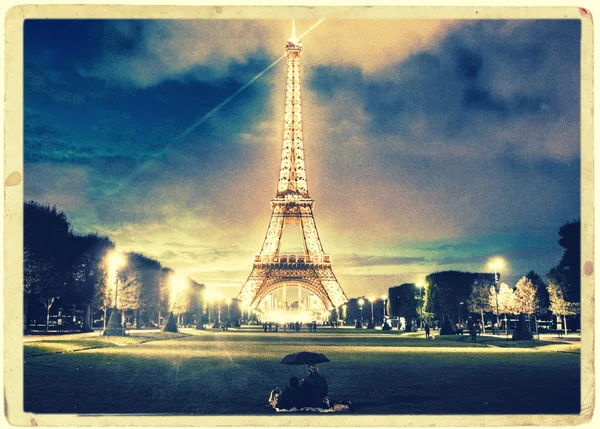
[175,19,326,141]
[106,19,326,198]
[174,54,286,141]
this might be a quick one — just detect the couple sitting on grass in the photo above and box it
[270,365,330,411]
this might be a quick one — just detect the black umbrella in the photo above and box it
[280,351,330,366]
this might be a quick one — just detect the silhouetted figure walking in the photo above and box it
[424,322,430,339]
[468,316,477,343]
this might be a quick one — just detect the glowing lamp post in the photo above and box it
[206,292,214,325]
[341,304,347,325]
[369,296,375,326]
[103,252,126,336]
[226,298,232,321]
[169,274,187,315]
[488,257,505,335]
[217,296,222,325]
[108,252,125,310]
[381,295,388,320]
[358,298,365,323]
[416,281,425,299]
[415,282,425,329]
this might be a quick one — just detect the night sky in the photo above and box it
[24,19,581,299]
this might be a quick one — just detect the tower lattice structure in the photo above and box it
[237,22,348,312]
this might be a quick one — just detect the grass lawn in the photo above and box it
[23,328,580,415]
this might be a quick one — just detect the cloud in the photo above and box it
[336,254,427,267]
[308,20,580,163]
[24,164,91,215]
[79,20,284,87]
[302,19,580,246]
[25,63,87,105]
[77,20,454,88]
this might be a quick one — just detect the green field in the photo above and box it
[23,328,580,415]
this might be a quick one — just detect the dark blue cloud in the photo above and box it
[307,19,580,238]
[24,20,276,170]
[309,19,580,148]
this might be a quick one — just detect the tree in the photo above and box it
[424,271,495,326]
[157,268,172,326]
[117,255,142,325]
[134,254,162,328]
[490,283,516,331]
[547,280,579,335]
[389,284,417,332]
[66,234,114,332]
[467,281,493,333]
[94,257,112,329]
[498,283,517,315]
[526,271,549,315]
[23,249,43,329]
[170,274,191,317]
[548,221,580,303]
[514,276,538,331]
[513,276,538,329]
[24,202,71,331]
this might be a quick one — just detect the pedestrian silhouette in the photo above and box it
[468,316,477,343]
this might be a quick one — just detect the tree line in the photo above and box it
[388,221,581,334]
[24,201,206,332]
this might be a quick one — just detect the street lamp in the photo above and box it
[226,298,232,321]
[107,252,125,327]
[488,257,505,335]
[216,295,222,325]
[381,295,388,321]
[358,298,365,323]
[369,296,375,325]
[342,304,347,325]
[416,281,425,299]
[206,292,214,325]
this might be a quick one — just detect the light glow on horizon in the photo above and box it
[488,257,507,273]
[169,273,188,311]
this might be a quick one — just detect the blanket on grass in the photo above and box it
[272,402,351,413]
[268,390,351,413]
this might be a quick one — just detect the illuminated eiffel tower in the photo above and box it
[237,21,348,314]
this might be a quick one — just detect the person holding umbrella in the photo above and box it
[278,352,331,409]
[302,364,328,408]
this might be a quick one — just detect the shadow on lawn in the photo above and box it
[353,394,443,411]
[439,334,572,349]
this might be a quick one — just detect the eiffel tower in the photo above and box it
[237,21,348,314]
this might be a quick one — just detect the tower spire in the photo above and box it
[279,18,306,198]
[288,19,299,45]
